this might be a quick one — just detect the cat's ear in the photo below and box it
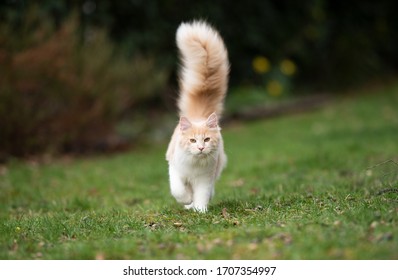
[179,116,192,131]
[206,112,218,129]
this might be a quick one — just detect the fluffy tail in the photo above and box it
[176,21,229,120]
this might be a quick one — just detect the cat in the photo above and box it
[166,20,230,213]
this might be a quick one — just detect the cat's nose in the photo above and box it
[198,147,204,151]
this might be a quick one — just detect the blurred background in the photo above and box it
[1,0,397,160]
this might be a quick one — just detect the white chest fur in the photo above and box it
[172,144,219,180]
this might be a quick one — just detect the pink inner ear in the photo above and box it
[206,112,218,128]
[179,116,192,131]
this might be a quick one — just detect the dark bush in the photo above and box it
[76,0,398,89]
[0,10,167,158]
[2,1,398,89]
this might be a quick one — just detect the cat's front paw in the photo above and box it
[193,205,208,213]
[184,203,194,210]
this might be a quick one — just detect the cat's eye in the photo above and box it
[190,138,196,143]
[204,137,210,142]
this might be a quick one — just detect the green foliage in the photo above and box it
[0,9,167,158]
[1,84,397,259]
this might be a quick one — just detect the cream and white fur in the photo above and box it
[166,21,229,213]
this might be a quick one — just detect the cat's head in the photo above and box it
[178,112,221,157]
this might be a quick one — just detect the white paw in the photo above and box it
[193,205,208,213]
[184,203,194,210]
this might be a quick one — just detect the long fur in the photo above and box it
[176,21,230,120]
[166,21,229,213]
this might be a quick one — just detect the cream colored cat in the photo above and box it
[166,21,229,213]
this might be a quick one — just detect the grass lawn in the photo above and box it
[1,84,397,260]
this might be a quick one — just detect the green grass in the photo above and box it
[1,84,398,260]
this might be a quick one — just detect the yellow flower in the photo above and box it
[252,56,271,74]
[280,59,297,76]
[267,80,283,96]
[15,227,21,233]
